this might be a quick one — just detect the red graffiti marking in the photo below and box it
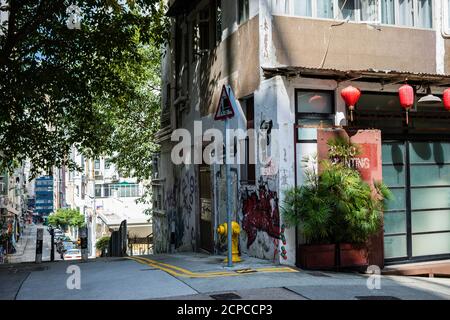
[242,185,280,249]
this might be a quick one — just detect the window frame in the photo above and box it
[238,0,250,25]
[295,88,336,143]
[271,0,434,29]
[443,0,450,35]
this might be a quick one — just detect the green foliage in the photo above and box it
[282,139,392,245]
[48,208,85,230]
[281,155,333,244]
[0,0,168,177]
[96,236,110,251]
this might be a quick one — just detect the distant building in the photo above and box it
[0,165,29,261]
[65,147,152,257]
[34,176,54,218]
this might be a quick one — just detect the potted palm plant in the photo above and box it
[282,138,391,270]
[282,156,336,270]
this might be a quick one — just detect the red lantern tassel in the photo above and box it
[406,109,409,125]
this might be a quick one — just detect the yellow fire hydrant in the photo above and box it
[217,221,241,263]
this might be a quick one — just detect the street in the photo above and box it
[1,252,450,300]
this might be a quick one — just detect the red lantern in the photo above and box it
[341,86,361,122]
[443,88,450,111]
[398,84,414,125]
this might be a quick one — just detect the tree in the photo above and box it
[48,208,85,230]
[0,0,168,176]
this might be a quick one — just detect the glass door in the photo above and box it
[383,140,450,263]
[383,141,408,260]
[409,142,450,258]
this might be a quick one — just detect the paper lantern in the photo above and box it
[443,88,450,111]
[398,84,414,125]
[341,86,361,122]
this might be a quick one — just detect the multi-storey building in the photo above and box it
[65,148,151,257]
[0,165,29,261]
[154,0,450,267]
[34,176,54,219]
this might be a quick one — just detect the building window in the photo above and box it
[240,96,256,185]
[398,0,414,26]
[198,7,210,51]
[101,183,141,198]
[359,0,378,22]
[94,159,100,170]
[416,0,432,29]
[338,0,356,20]
[95,184,102,197]
[215,0,222,44]
[193,5,214,58]
[317,0,335,18]
[272,0,433,29]
[296,89,335,142]
[239,0,250,24]
[381,0,395,24]
[294,0,312,16]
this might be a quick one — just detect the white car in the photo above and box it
[63,249,82,261]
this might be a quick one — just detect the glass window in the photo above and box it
[273,0,290,14]
[381,0,395,24]
[384,211,407,234]
[95,184,102,197]
[412,233,450,256]
[317,0,334,18]
[216,0,222,43]
[94,159,100,170]
[338,0,356,20]
[448,0,450,30]
[384,235,407,258]
[412,210,450,233]
[398,0,414,27]
[104,184,111,197]
[359,0,378,21]
[239,0,250,24]
[416,0,432,28]
[296,90,334,142]
[293,0,312,16]
[296,90,334,114]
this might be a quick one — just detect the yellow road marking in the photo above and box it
[135,256,234,276]
[127,256,298,278]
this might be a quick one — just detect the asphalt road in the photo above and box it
[1,254,450,300]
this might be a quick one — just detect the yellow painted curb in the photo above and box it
[126,256,298,279]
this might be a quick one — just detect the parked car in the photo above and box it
[63,249,82,261]
[54,235,71,243]
[63,241,75,251]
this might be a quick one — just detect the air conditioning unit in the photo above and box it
[94,170,101,176]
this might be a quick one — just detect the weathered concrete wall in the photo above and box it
[195,15,261,117]
[271,16,436,73]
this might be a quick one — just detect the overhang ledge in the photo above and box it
[262,66,450,87]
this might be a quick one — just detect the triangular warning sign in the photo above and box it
[214,85,235,121]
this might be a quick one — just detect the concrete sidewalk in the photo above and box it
[7,223,58,264]
[133,253,450,300]
[1,253,450,300]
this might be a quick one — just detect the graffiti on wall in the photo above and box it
[241,177,280,260]
[161,169,197,252]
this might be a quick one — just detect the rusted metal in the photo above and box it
[262,66,450,87]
